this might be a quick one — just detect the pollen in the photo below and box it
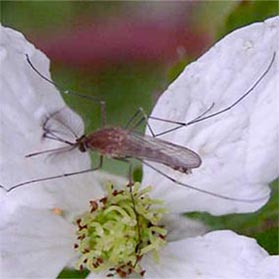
[51,207,63,216]
[74,183,167,277]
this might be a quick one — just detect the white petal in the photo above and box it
[33,170,127,219]
[86,271,109,278]
[0,205,76,278]
[0,25,88,186]
[4,170,126,220]
[161,214,208,242]
[0,25,110,208]
[143,230,279,278]
[143,17,278,215]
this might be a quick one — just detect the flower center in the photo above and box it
[74,183,167,277]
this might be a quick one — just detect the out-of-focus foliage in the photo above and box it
[167,1,278,83]
[187,181,278,255]
[220,0,278,39]
[191,1,239,36]
[57,268,89,279]
[0,2,123,30]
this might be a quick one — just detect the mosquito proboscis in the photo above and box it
[0,52,276,203]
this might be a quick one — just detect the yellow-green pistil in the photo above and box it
[74,183,167,277]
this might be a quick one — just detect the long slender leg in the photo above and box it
[140,159,268,203]
[148,52,276,136]
[43,103,106,132]
[2,155,104,193]
[125,105,214,137]
[127,162,134,186]
[149,102,215,137]
[125,106,201,138]
[125,107,156,137]
[25,145,77,158]
[126,161,142,255]
[42,133,75,146]
[127,103,215,137]
[44,108,79,138]
[26,54,107,128]
[124,108,143,130]
[25,123,77,158]
[128,52,276,137]
[100,101,107,128]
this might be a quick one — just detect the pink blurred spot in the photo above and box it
[31,18,210,69]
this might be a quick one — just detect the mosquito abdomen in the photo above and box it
[82,127,201,173]
[123,133,202,173]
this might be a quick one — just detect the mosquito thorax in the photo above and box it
[82,127,128,156]
[74,183,167,277]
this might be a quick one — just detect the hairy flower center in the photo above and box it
[74,183,167,277]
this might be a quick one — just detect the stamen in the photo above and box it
[51,207,63,216]
[74,183,167,277]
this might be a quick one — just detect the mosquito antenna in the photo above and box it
[141,160,269,203]
[149,52,276,136]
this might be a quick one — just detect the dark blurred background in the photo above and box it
[1,1,277,277]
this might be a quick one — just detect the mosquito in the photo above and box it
[0,52,276,203]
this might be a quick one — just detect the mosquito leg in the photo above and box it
[129,53,276,138]
[148,52,276,137]
[26,54,108,128]
[25,129,76,159]
[149,102,215,137]
[43,129,76,146]
[140,159,268,203]
[126,162,134,186]
[3,155,104,193]
[100,101,107,128]
[124,108,143,129]
[111,158,142,253]
[25,125,76,158]
[42,109,63,130]
[136,108,156,137]
[148,102,214,126]
[125,106,198,138]
[125,107,156,137]
[42,107,80,139]
[125,161,142,255]
[124,105,215,138]
[25,145,77,158]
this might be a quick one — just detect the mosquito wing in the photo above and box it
[123,132,201,172]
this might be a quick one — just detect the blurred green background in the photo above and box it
[1,1,278,278]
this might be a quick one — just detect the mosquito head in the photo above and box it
[76,135,88,153]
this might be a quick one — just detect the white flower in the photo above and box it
[0,17,278,278]
[143,16,279,215]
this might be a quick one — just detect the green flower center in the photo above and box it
[74,183,167,277]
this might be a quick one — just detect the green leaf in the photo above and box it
[217,1,278,40]
[187,181,278,255]
[57,268,89,279]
